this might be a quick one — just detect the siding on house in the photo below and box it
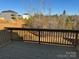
[0,10,21,21]
[23,13,30,19]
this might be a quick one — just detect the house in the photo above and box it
[0,10,21,21]
[23,13,30,19]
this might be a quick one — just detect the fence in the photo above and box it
[6,27,79,47]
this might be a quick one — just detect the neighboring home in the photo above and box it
[0,10,21,21]
[23,13,30,19]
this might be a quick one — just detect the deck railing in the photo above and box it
[6,27,79,47]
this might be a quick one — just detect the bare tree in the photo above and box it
[20,0,27,13]
[39,0,45,14]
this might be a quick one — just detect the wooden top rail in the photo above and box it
[5,27,79,32]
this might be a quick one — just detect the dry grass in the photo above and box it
[0,19,26,30]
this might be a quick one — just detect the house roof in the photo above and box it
[24,13,29,15]
[1,10,17,14]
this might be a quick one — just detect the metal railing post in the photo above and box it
[75,32,78,48]
[39,30,40,44]
[10,29,12,41]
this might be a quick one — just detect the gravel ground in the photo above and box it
[0,41,78,59]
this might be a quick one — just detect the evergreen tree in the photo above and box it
[63,10,66,15]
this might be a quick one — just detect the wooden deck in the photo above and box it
[0,41,78,59]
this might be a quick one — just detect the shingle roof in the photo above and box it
[1,10,17,14]
[24,13,29,15]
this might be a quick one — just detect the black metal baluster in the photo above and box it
[75,32,78,48]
